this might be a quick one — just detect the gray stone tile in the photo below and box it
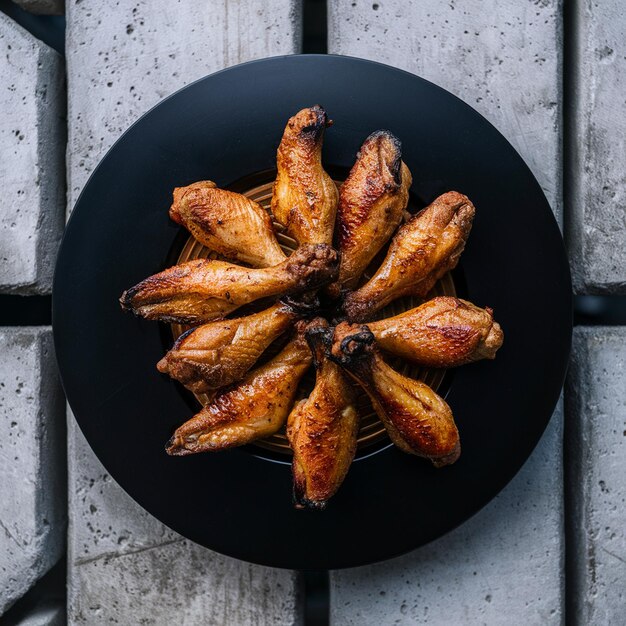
[567,327,626,624]
[0,14,64,294]
[567,1,626,293]
[0,328,65,614]
[65,1,303,622]
[329,0,562,221]
[330,408,564,625]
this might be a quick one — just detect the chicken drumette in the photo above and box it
[343,191,475,322]
[366,297,503,368]
[166,320,322,455]
[120,244,338,324]
[157,300,305,395]
[271,105,339,246]
[286,321,359,509]
[170,180,286,268]
[329,130,412,297]
[330,323,460,467]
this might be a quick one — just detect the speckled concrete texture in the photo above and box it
[65,1,303,622]
[66,0,302,210]
[67,421,301,625]
[328,2,564,622]
[0,14,64,294]
[329,0,563,222]
[567,1,626,293]
[330,408,564,625]
[567,328,626,625]
[0,328,65,614]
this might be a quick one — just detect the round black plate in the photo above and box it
[53,55,572,570]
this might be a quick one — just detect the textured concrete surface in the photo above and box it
[330,408,564,625]
[568,1,626,293]
[65,1,303,622]
[567,328,626,625]
[329,0,562,221]
[12,0,64,15]
[66,0,302,209]
[0,13,64,294]
[329,2,564,622]
[68,422,301,625]
[0,328,65,614]
[68,421,179,563]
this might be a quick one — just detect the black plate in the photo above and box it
[53,55,572,570]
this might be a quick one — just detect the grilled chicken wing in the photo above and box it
[166,321,321,455]
[120,244,339,324]
[286,322,359,510]
[329,131,412,297]
[157,301,303,395]
[342,191,475,322]
[170,181,286,268]
[330,324,460,466]
[271,105,339,245]
[367,297,503,368]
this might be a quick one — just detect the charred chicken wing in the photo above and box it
[165,321,321,455]
[367,297,503,368]
[330,130,412,297]
[343,191,475,321]
[286,321,359,510]
[170,181,286,268]
[271,105,339,245]
[330,324,460,467]
[120,243,339,324]
[157,301,303,395]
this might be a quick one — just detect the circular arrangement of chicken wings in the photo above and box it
[119,105,504,509]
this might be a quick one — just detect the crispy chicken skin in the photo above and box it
[343,191,475,322]
[120,243,339,324]
[170,181,286,268]
[165,320,322,455]
[286,322,359,510]
[157,301,302,395]
[271,105,339,245]
[330,324,460,466]
[366,297,503,368]
[329,131,412,297]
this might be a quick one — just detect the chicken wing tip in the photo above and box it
[329,323,375,365]
[165,435,184,456]
[430,441,461,467]
[438,190,473,206]
[169,180,217,223]
[304,323,334,366]
[289,105,330,141]
[119,287,138,311]
[293,492,328,511]
[364,128,401,147]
